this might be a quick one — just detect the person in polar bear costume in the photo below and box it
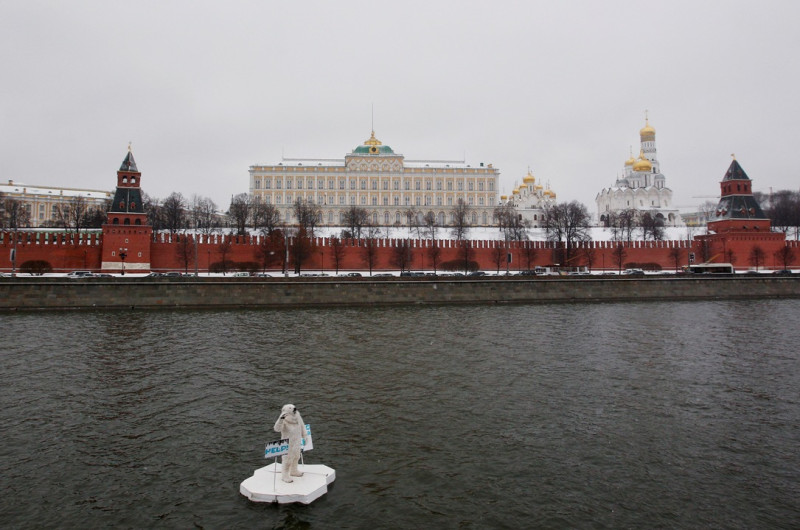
[273,404,308,483]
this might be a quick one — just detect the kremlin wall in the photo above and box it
[1,137,796,276]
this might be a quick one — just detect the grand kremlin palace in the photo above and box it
[249,132,500,227]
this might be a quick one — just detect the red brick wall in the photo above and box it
[2,230,794,274]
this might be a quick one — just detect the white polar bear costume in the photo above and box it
[273,404,308,483]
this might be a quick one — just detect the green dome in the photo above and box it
[353,144,394,155]
[354,131,394,155]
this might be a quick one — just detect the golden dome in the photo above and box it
[522,169,535,184]
[518,182,528,189]
[625,148,636,166]
[535,183,543,190]
[512,187,520,195]
[500,194,508,201]
[633,150,652,172]
[640,115,655,139]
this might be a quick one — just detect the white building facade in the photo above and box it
[596,118,682,226]
[498,169,557,228]
[249,132,500,227]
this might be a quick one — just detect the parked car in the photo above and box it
[622,268,645,276]
[255,272,272,278]
[468,271,486,276]
[145,272,162,278]
[772,269,793,276]
[66,271,93,278]
[232,272,250,277]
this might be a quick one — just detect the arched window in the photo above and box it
[124,218,130,225]
[135,219,141,225]
[113,218,119,225]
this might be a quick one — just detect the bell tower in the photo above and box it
[101,146,152,273]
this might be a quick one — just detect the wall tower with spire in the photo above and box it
[100,146,152,273]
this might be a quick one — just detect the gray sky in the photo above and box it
[2,1,798,214]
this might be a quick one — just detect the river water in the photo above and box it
[1,300,799,529]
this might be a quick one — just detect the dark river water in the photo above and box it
[1,300,799,529]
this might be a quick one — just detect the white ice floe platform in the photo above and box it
[240,463,335,504]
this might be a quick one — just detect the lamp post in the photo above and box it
[119,248,128,276]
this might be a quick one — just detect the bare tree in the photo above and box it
[342,205,369,239]
[361,224,382,276]
[329,235,345,274]
[668,246,684,272]
[767,190,800,240]
[175,233,194,274]
[543,201,592,265]
[228,193,251,236]
[162,192,187,234]
[774,245,796,270]
[189,195,220,234]
[697,200,717,225]
[293,199,322,237]
[53,195,96,233]
[612,243,627,273]
[639,211,665,241]
[582,245,596,271]
[392,240,414,273]
[1,196,31,230]
[403,207,422,238]
[608,209,637,242]
[423,211,439,240]
[253,200,281,235]
[748,245,766,271]
[427,241,442,273]
[450,199,472,242]
[290,227,313,274]
[143,193,166,231]
[254,230,285,273]
[458,240,476,273]
[491,244,505,273]
[217,236,233,274]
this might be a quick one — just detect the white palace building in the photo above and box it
[249,131,500,227]
[596,117,682,226]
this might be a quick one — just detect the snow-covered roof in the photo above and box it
[0,181,111,200]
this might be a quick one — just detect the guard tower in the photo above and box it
[101,146,152,273]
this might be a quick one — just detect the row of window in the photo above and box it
[270,210,493,226]
[252,177,494,192]
[257,193,493,207]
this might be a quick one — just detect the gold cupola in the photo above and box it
[624,147,636,166]
[522,169,535,184]
[640,112,656,141]
[633,150,652,172]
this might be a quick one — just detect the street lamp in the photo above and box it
[119,248,128,276]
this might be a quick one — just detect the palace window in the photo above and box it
[478,182,484,191]
[468,182,474,191]
[457,182,463,191]
[360,180,366,190]
[447,182,453,191]
[415,181,421,190]
[436,180,442,190]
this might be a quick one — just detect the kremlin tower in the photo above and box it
[100,146,152,273]
[697,157,784,266]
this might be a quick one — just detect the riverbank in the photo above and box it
[1,275,799,311]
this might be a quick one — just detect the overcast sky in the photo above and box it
[2,1,798,214]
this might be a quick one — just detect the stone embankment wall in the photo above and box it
[2,276,799,311]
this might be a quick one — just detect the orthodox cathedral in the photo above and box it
[596,116,682,226]
[498,169,557,228]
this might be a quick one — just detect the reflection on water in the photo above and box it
[1,300,799,528]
